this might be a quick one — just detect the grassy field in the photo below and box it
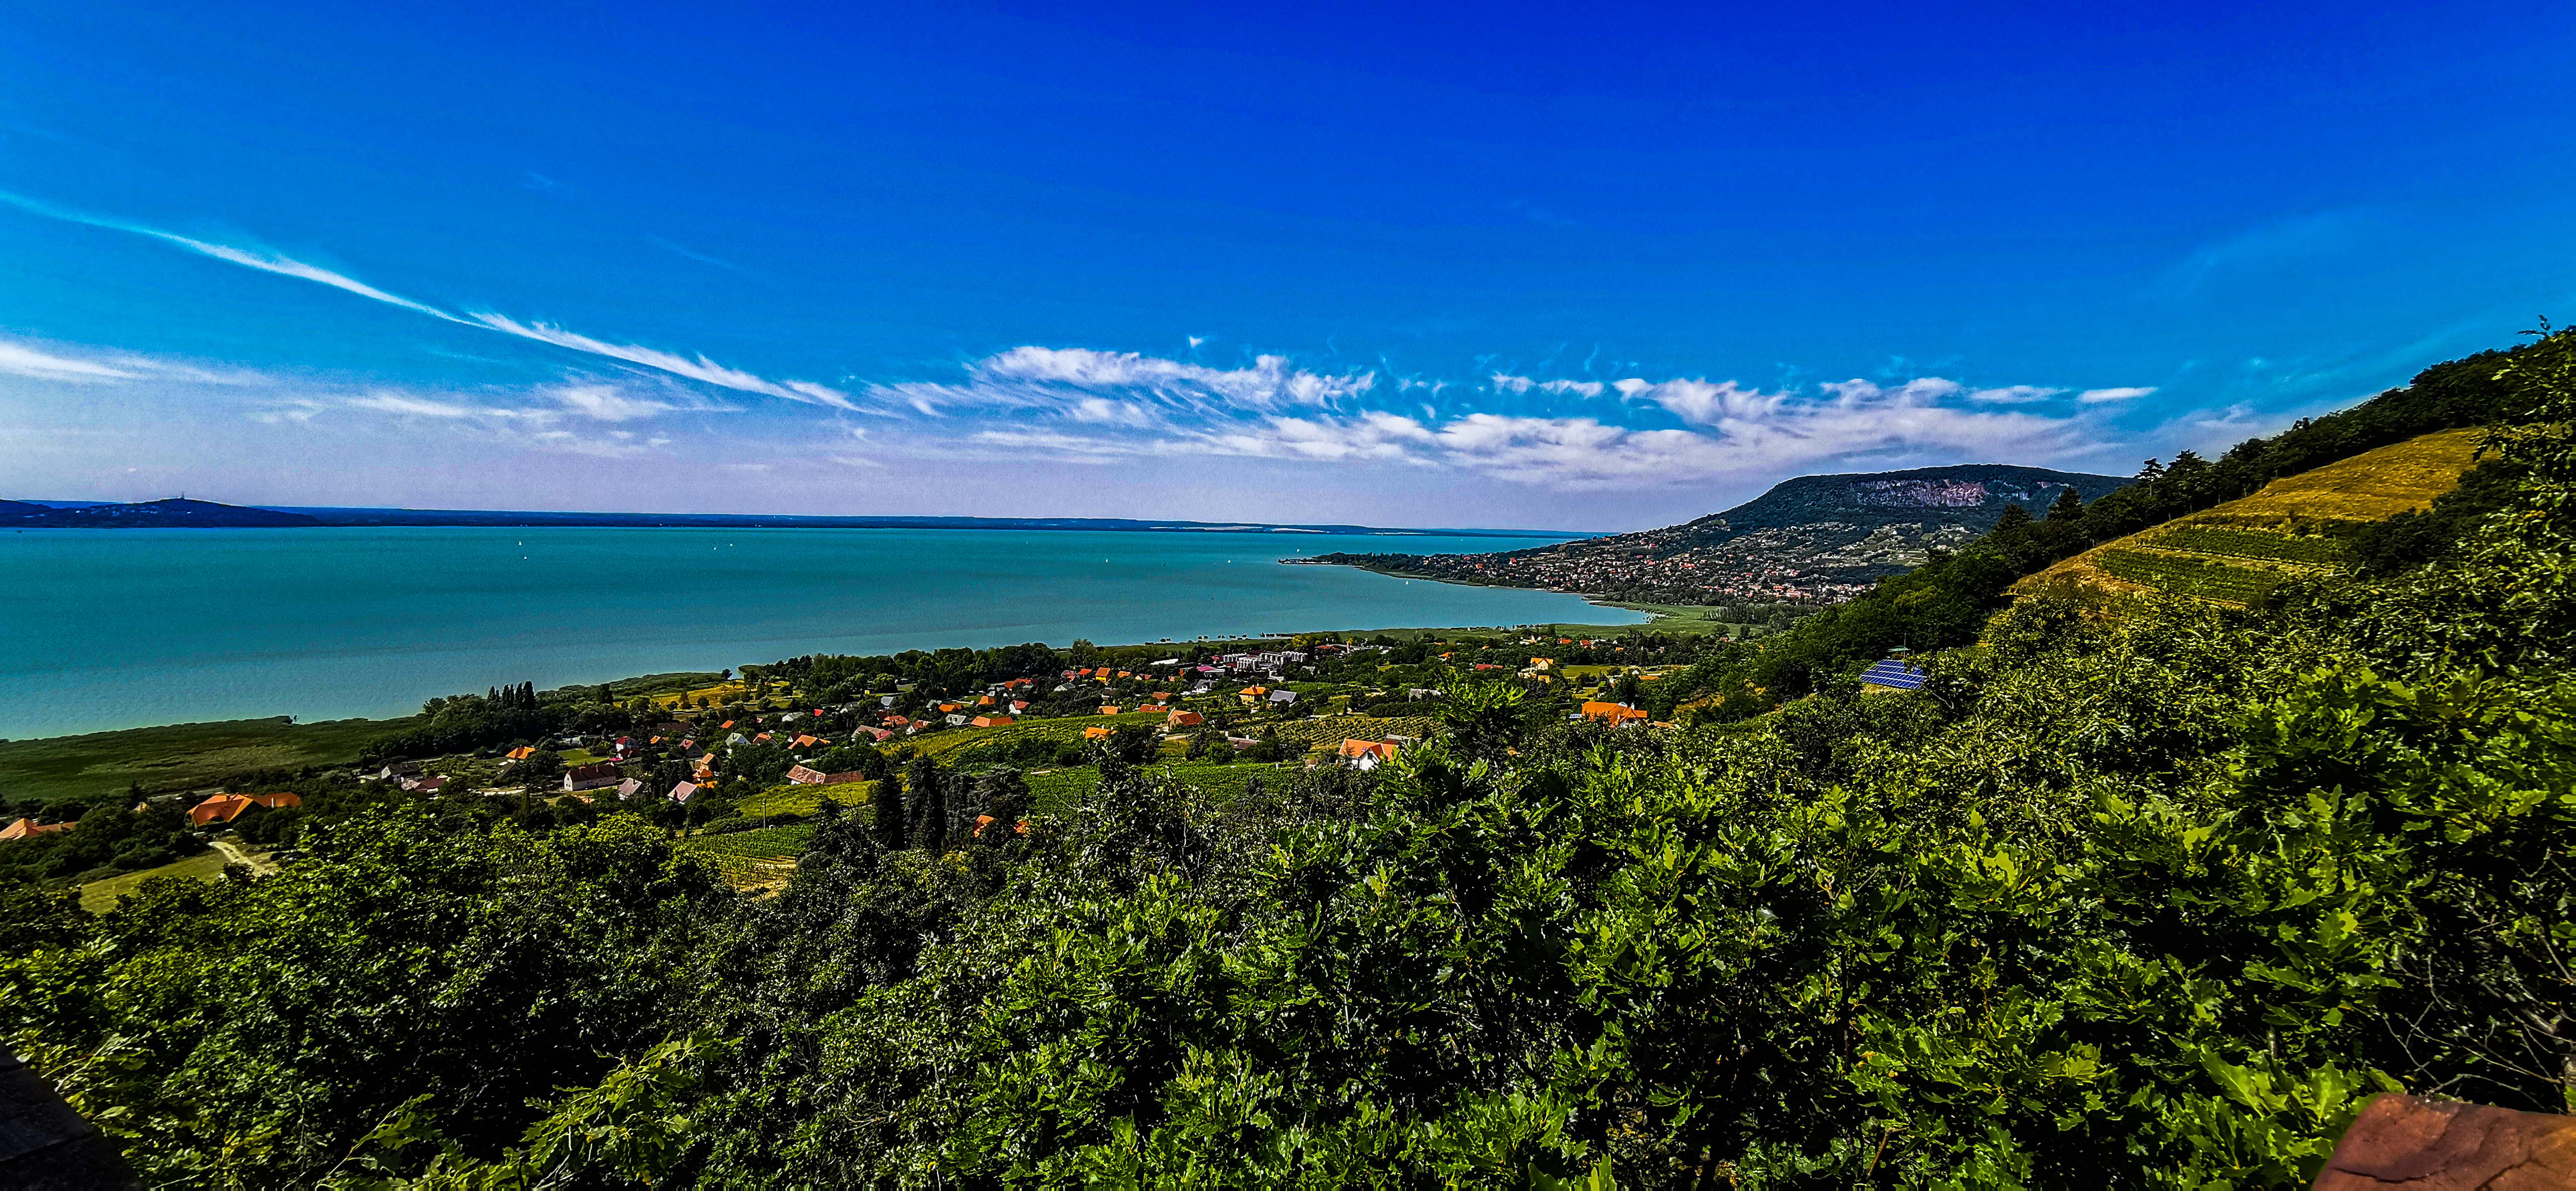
[1581,604,1748,635]
[0,715,417,806]
[736,780,875,819]
[2022,429,2485,608]
[77,849,234,912]
[679,824,816,889]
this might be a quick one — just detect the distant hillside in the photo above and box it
[2,498,321,528]
[1308,463,2130,604]
[0,499,1566,539]
[2022,428,2488,607]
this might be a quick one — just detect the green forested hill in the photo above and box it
[2,329,2572,1186]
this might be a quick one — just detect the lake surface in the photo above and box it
[0,527,1636,738]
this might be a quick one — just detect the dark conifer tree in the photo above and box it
[872,769,908,850]
[907,757,945,851]
[2047,486,2086,521]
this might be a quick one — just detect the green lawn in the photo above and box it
[78,849,234,912]
[0,715,418,806]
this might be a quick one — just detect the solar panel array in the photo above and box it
[1859,659,1927,690]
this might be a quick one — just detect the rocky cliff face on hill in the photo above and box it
[1309,463,2132,604]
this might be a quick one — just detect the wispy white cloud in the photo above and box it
[877,346,2124,490]
[348,392,486,418]
[542,382,694,422]
[2077,386,2157,403]
[0,190,848,408]
[466,315,853,408]
[1967,385,2062,404]
[1491,373,1605,397]
[871,346,1374,419]
[0,340,141,382]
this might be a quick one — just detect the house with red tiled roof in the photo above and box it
[786,764,829,786]
[1166,709,1203,728]
[971,715,1014,728]
[562,763,622,791]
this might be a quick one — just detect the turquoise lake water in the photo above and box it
[0,527,1636,739]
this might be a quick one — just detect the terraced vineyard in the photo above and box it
[2146,525,2348,564]
[679,824,815,889]
[2089,548,2290,606]
[2022,428,2485,608]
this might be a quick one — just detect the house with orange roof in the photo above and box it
[1581,702,1649,725]
[188,793,256,826]
[971,715,1014,727]
[1337,738,1399,771]
[505,746,538,762]
[1082,725,1114,740]
[1098,705,1122,716]
[0,817,74,842]
[1166,709,1204,728]
[792,734,821,750]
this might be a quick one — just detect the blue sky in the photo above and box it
[3,1,2571,531]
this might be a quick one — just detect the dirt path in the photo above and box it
[212,837,278,876]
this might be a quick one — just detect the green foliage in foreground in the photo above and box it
[3,330,2571,1187]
